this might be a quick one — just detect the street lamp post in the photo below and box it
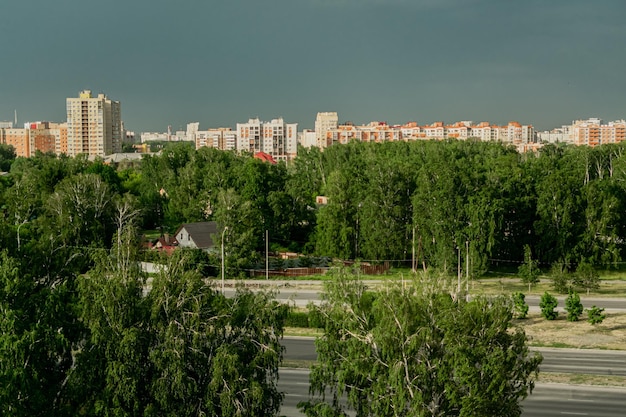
[221,226,228,294]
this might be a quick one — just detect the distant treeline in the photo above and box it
[2,140,626,275]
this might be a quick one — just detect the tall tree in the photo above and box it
[301,267,542,417]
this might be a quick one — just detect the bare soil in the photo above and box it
[518,311,626,350]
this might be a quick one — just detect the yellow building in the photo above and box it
[66,90,122,157]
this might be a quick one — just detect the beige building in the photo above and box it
[2,128,29,157]
[323,119,536,151]
[66,90,122,157]
[236,117,297,162]
[195,128,237,151]
[315,112,338,148]
[572,118,626,147]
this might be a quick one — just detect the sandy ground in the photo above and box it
[518,311,626,350]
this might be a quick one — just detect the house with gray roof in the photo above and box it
[173,221,219,252]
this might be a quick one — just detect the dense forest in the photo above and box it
[3,139,616,415]
[2,139,626,276]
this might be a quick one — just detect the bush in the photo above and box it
[539,292,558,320]
[512,292,529,319]
[574,260,600,295]
[586,306,606,325]
[564,290,583,322]
[550,262,571,294]
[285,310,311,328]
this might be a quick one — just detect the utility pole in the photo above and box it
[457,246,461,298]
[266,229,269,280]
[221,226,228,294]
[466,240,470,301]
[412,226,416,273]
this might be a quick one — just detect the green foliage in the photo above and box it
[300,266,542,417]
[518,245,540,291]
[586,305,606,325]
[564,290,583,322]
[539,292,559,320]
[286,310,312,328]
[0,143,16,171]
[0,250,82,416]
[574,260,600,295]
[550,262,571,294]
[75,243,287,416]
[512,292,529,319]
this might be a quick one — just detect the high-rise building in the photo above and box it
[315,112,338,148]
[66,90,122,157]
[236,117,297,162]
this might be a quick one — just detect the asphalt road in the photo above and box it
[277,368,626,417]
[223,287,626,310]
[282,337,626,377]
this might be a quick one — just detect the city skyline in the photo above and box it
[1,0,625,133]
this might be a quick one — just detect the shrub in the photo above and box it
[564,290,583,322]
[539,291,558,320]
[512,292,529,319]
[285,310,311,328]
[586,306,606,325]
[574,260,600,295]
[550,262,571,294]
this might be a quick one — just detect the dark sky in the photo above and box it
[1,0,625,132]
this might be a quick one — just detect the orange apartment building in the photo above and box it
[324,120,535,151]
[2,128,29,157]
[0,122,68,157]
[572,118,626,146]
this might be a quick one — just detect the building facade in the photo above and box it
[236,118,297,162]
[322,120,535,152]
[66,90,122,157]
[572,118,626,147]
[315,112,338,148]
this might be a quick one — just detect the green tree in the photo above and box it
[512,292,529,319]
[539,292,558,320]
[300,267,541,417]
[550,262,571,294]
[518,245,540,292]
[75,231,288,416]
[0,143,16,171]
[564,290,583,322]
[574,260,600,295]
[0,250,82,416]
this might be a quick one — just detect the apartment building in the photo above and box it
[66,90,122,157]
[2,128,29,157]
[572,118,626,146]
[236,117,297,162]
[195,128,236,151]
[315,112,338,148]
[323,120,535,149]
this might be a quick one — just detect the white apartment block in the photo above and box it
[315,112,338,148]
[66,90,122,157]
[195,128,236,151]
[298,129,317,148]
[236,117,297,162]
[140,132,169,142]
[537,125,574,144]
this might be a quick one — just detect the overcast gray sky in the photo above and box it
[1,0,625,132]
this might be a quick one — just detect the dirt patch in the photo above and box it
[517,312,626,350]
